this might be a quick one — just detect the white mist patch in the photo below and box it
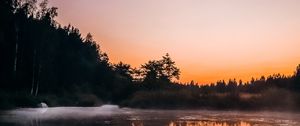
[0,105,122,123]
[1,106,300,126]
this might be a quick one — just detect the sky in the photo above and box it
[48,0,300,84]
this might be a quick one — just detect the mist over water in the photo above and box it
[1,105,300,126]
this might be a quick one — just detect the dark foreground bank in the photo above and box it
[2,87,300,112]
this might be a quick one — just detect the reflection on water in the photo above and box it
[168,121,251,126]
[130,121,253,126]
[1,105,300,126]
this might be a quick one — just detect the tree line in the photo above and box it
[1,0,300,110]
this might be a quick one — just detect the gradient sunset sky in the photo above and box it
[48,0,300,84]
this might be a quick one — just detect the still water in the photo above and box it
[1,105,300,126]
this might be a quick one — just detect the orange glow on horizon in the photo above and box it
[48,0,300,84]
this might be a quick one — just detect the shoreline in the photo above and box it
[1,104,300,113]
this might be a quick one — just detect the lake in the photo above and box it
[1,105,300,126]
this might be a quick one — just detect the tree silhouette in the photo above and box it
[141,53,180,82]
[1,0,300,110]
[139,53,180,90]
[160,53,180,81]
[113,62,133,81]
[293,64,300,91]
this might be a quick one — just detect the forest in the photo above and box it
[1,0,300,110]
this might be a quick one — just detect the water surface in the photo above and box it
[1,105,300,126]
